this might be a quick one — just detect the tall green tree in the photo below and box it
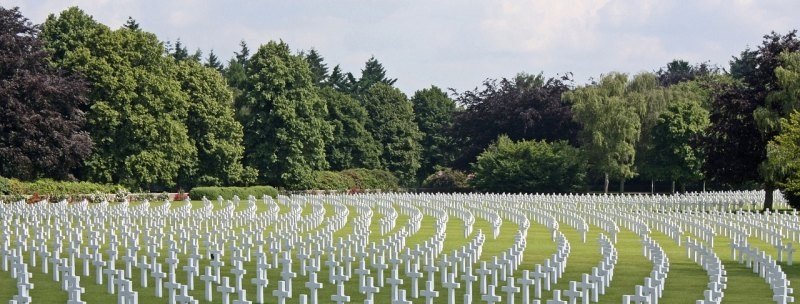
[318,87,382,170]
[763,51,800,203]
[704,31,800,209]
[177,60,256,186]
[241,41,331,189]
[565,73,641,193]
[361,83,422,185]
[0,7,93,181]
[647,84,710,192]
[411,86,458,180]
[43,7,197,190]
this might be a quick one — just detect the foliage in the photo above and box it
[177,60,255,187]
[361,84,422,185]
[702,77,765,187]
[240,40,332,189]
[0,176,9,195]
[565,73,641,189]
[452,73,577,168]
[412,86,458,180]
[422,168,471,190]
[704,31,800,196]
[204,50,223,72]
[767,111,800,198]
[42,8,197,191]
[471,136,587,193]
[0,7,93,181]
[656,59,719,87]
[188,185,278,200]
[647,91,710,183]
[340,169,400,190]
[309,171,356,191]
[2,178,126,196]
[318,87,382,171]
[343,56,396,96]
[303,48,328,86]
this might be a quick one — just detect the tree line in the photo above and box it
[3,6,800,209]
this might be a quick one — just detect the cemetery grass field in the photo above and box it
[1,194,797,303]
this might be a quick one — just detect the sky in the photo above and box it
[4,0,800,94]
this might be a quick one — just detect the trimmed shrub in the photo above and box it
[310,171,355,191]
[422,168,471,190]
[471,136,587,193]
[340,169,400,190]
[3,178,126,196]
[189,186,278,200]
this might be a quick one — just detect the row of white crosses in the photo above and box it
[1,190,797,304]
[685,236,728,304]
[622,234,669,304]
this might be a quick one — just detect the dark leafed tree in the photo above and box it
[704,30,800,210]
[703,77,764,189]
[205,49,223,72]
[411,86,458,180]
[0,6,93,180]
[451,72,577,169]
[304,48,328,86]
[656,59,719,87]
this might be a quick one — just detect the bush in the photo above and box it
[0,176,9,195]
[189,186,279,200]
[422,168,471,190]
[2,178,126,196]
[310,171,355,191]
[471,136,587,193]
[340,169,400,190]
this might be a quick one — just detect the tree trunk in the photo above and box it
[764,183,775,211]
[604,173,609,194]
[671,180,675,193]
[651,179,654,194]
[680,182,686,193]
[703,181,706,192]
[619,179,625,193]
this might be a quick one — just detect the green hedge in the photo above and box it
[307,169,400,191]
[311,171,356,191]
[189,186,278,200]
[0,177,126,195]
[422,168,471,190]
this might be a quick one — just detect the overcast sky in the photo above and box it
[4,0,800,94]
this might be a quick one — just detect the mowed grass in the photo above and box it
[0,199,797,303]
